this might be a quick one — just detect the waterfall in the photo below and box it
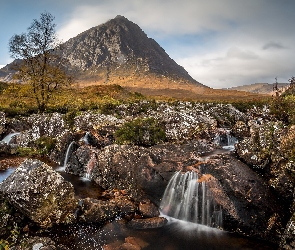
[214,130,237,151]
[1,132,20,145]
[56,141,75,172]
[82,154,96,181]
[160,171,222,229]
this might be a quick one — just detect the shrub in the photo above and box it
[270,95,295,124]
[115,117,166,146]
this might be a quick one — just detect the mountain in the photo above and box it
[225,82,289,95]
[0,15,267,100]
[60,15,206,89]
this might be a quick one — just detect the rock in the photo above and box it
[0,159,77,227]
[235,120,284,169]
[0,198,27,240]
[11,236,69,250]
[138,200,159,218]
[280,212,295,249]
[203,153,284,243]
[232,120,250,139]
[86,142,211,203]
[79,195,136,223]
[0,112,6,136]
[79,198,119,223]
[127,217,167,229]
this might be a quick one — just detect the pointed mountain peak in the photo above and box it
[114,15,128,20]
[57,16,207,91]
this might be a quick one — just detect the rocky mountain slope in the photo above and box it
[62,15,201,85]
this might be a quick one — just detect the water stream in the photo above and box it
[0,140,277,249]
[160,171,222,228]
[1,132,20,145]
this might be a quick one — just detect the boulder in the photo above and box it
[79,198,119,223]
[0,112,6,137]
[86,142,212,203]
[138,200,159,218]
[127,217,167,229]
[232,120,250,139]
[203,153,284,243]
[0,159,77,227]
[79,196,137,223]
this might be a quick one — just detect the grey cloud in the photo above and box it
[263,42,287,50]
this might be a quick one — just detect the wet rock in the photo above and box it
[79,198,119,223]
[79,195,136,223]
[83,130,113,148]
[138,200,160,218]
[0,157,25,170]
[127,217,167,229]
[11,236,69,250]
[0,159,77,227]
[87,142,211,203]
[280,207,295,249]
[203,153,284,243]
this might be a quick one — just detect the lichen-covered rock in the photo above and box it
[232,120,250,139]
[280,216,295,249]
[66,141,212,203]
[0,159,78,227]
[0,112,6,136]
[235,120,284,169]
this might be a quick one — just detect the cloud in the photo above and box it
[262,41,287,50]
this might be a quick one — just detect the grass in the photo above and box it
[0,81,271,117]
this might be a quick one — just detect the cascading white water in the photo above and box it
[214,130,238,151]
[1,132,20,145]
[56,141,75,172]
[160,171,222,229]
[63,141,75,169]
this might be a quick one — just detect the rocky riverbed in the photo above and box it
[0,101,294,249]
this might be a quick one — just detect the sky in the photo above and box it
[0,0,294,89]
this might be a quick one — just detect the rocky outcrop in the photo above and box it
[203,153,284,242]
[66,141,212,203]
[0,159,77,227]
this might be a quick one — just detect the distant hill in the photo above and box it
[225,83,289,95]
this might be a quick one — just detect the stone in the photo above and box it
[127,217,167,229]
[0,159,77,228]
[204,153,284,243]
[79,198,119,223]
[138,200,159,218]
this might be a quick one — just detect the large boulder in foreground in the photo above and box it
[203,153,284,243]
[0,159,77,227]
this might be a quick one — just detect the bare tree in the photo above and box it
[9,11,72,112]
